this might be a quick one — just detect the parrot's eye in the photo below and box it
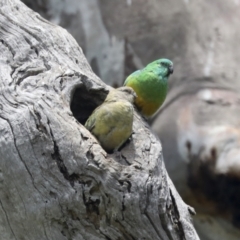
[121,87,133,94]
[161,62,167,67]
[122,89,130,93]
[120,87,137,98]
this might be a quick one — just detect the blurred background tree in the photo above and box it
[22,0,240,239]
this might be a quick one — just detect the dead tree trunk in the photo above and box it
[17,0,240,239]
[0,0,198,239]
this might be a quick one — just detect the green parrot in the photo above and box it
[85,86,136,153]
[124,58,173,117]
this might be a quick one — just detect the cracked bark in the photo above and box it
[0,0,199,239]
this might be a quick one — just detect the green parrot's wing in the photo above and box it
[84,103,114,133]
[84,99,133,152]
[85,101,131,134]
[84,114,96,132]
[84,105,102,132]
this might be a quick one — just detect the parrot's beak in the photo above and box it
[168,65,174,74]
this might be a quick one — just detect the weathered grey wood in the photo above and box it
[0,0,198,239]
[20,0,240,239]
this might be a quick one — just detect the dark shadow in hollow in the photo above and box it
[70,85,108,125]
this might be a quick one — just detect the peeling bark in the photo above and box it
[0,0,199,239]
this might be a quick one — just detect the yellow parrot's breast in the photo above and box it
[135,96,161,117]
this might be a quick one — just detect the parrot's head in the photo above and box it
[147,58,174,78]
[117,86,137,103]
[107,86,137,104]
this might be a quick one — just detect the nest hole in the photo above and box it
[70,85,108,125]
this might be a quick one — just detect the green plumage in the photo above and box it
[124,58,173,117]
